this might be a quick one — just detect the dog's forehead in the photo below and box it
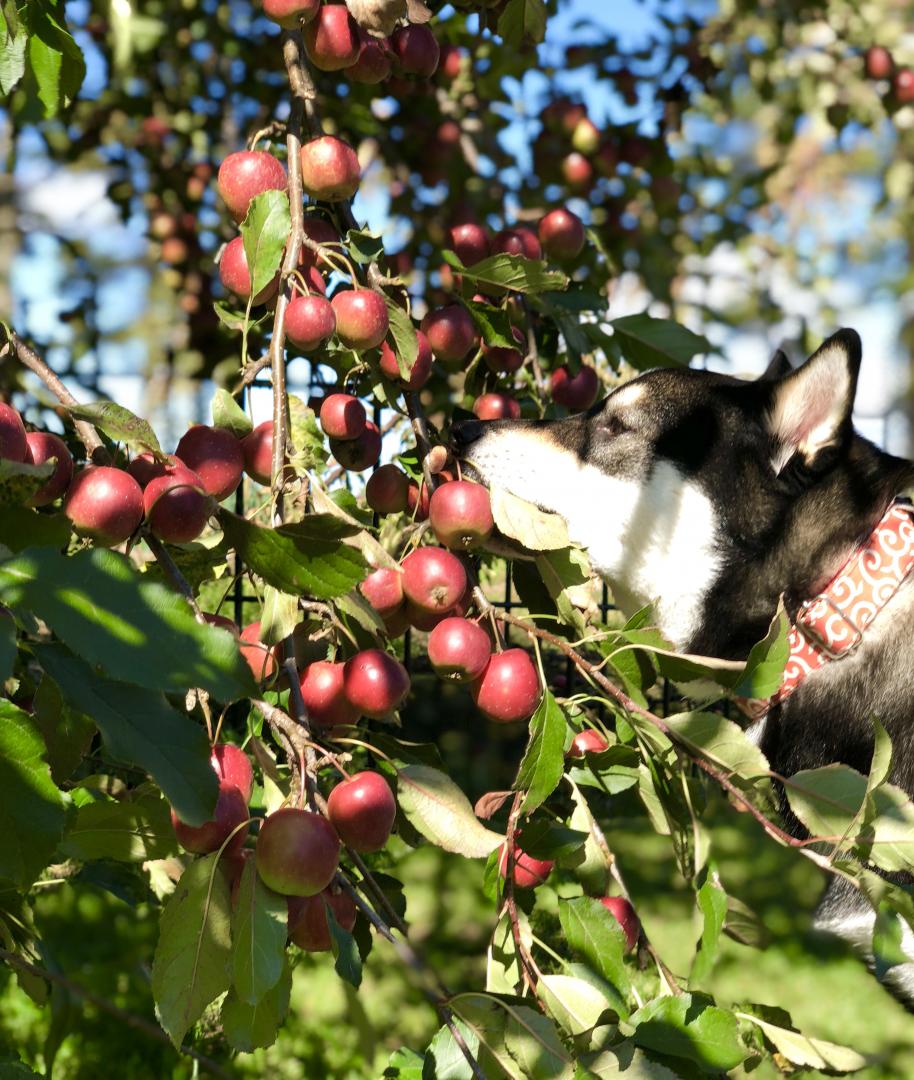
[602,367,747,422]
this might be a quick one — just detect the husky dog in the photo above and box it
[452,329,914,1003]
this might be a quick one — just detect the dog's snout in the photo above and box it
[450,418,485,451]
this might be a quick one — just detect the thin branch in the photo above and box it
[0,948,232,1080]
[143,529,205,621]
[503,792,540,996]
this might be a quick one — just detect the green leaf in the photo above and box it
[329,905,363,988]
[513,690,566,814]
[426,1019,481,1080]
[577,1043,679,1078]
[397,764,504,859]
[384,1047,425,1079]
[0,700,68,888]
[868,715,893,794]
[517,820,587,861]
[0,458,54,508]
[566,778,610,894]
[36,644,219,828]
[59,787,176,862]
[539,974,617,1038]
[0,19,26,95]
[345,227,385,266]
[497,0,548,48]
[152,853,233,1049]
[241,189,290,298]
[536,547,592,633]
[232,856,287,1005]
[66,401,161,454]
[0,506,71,552]
[222,960,292,1053]
[0,606,14,683]
[0,546,256,701]
[467,300,520,350]
[259,586,300,647]
[450,994,573,1080]
[734,1011,867,1072]
[22,0,85,117]
[661,711,770,784]
[383,297,419,381]
[690,876,728,985]
[559,896,631,998]
[486,909,530,994]
[444,251,568,295]
[731,608,789,699]
[873,902,908,979]
[630,993,746,1072]
[219,509,367,600]
[489,487,570,551]
[31,676,95,783]
[211,388,253,438]
[610,314,712,370]
[288,394,328,475]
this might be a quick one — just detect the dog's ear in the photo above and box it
[765,328,861,472]
[757,348,792,381]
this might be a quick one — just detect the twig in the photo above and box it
[503,792,540,996]
[0,948,232,1080]
[519,297,545,396]
[406,390,439,494]
[143,529,205,621]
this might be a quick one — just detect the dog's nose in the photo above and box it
[450,418,485,452]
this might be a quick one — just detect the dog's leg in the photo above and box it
[813,877,914,1008]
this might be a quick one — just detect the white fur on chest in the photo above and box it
[465,432,723,649]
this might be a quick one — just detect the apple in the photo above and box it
[429,480,493,550]
[288,887,357,950]
[471,648,541,723]
[300,136,361,201]
[561,152,594,191]
[420,304,478,365]
[330,419,381,472]
[427,617,491,681]
[406,480,430,521]
[571,117,600,155]
[865,45,894,80]
[144,466,211,544]
[319,393,366,441]
[286,294,336,352]
[448,222,490,267]
[498,841,554,889]
[127,452,186,488]
[219,236,279,303]
[64,467,144,546]
[299,660,361,729]
[217,150,287,222]
[473,393,521,421]
[383,604,411,639]
[175,424,244,502]
[600,896,640,951]
[401,546,467,614]
[256,807,340,896]
[541,97,587,135]
[262,0,320,29]
[365,464,410,514]
[348,32,392,83]
[391,24,439,77]
[538,208,586,261]
[551,364,599,411]
[895,67,914,103]
[302,4,360,70]
[239,620,279,682]
[493,227,542,260]
[483,326,526,374]
[359,566,404,617]
[171,782,248,856]
[331,289,389,350]
[241,421,273,485]
[24,431,73,506]
[212,743,254,802]
[327,770,396,852]
[567,729,610,759]
[0,403,28,462]
[343,648,410,717]
[379,332,433,390]
[437,44,464,80]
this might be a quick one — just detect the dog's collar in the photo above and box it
[739,498,914,721]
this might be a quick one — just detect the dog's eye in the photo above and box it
[601,415,628,437]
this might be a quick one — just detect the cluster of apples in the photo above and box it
[864,45,914,103]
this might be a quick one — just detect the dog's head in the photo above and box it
[453,328,907,655]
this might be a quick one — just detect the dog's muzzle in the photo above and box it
[449,418,485,455]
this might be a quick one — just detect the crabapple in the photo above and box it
[241,421,273,485]
[427,617,491,681]
[483,326,526,374]
[171,783,248,856]
[144,467,211,544]
[219,236,279,304]
[498,842,554,889]
[429,480,494,550]
[448,223,490,266]
[175,425,244,502]
[471,648,541,723]
[420,305,478,364]
[895,67,914,103]
[300,136,361,201]
[538,208,586,261]
[327,771,396,852]
[217,151,287,222]
[600,896,640,951]
[865,45,894,80]
[319,393,366,441]
[551,364,599,411]
[567,729,610,759]
[348,33,392,83]
[0,403,27,462]
[359,567,404,618]
[299,660,361,729]
[390,24,439,77]
[302,4,360,70]
[239,620,279,682]
[212,744,254,802]
[379,332,432,389]
[401,547,467,613]
[24,432,73,506]
[473,393,521,421]
[256,807,340,896]
[262,0,320,29]
[365,464,410,514]
[285,294,336,352]
[64,467,144,546]
[330,420,381,472]
[406,480,430,521]
[493,227,542,261]
[288,887,357,950]
[343,648,410,718]
[331,290,389,350]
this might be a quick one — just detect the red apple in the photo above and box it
[127,452,181,488]
[895,67,914,103]
[320,393,366,441]
[286,294,336,351]
[401,546,467,613]
[866,45,894,80]
[262,0,320,29]
[429,480,493,550]
[420,305,479,365]
[288,886,357,950]
[331,290,389,350]
[0,402,28,462]
[144,466,211,544]
[473,393,521,421]
[256,807,340,896]
[327,771,396,852]
[359,566,404,617]
[406,480,430,521]
[24,431,73,506]
[448,222,490,267]
[365,464,410,514]
[600,896,640,951]
[567,729,610,759]
[300,136,361,201]
[175,425,244,502]
[348,32,392,83]
[498,841,554,889]
[343,648,410,718]
[302,4,360,70]
[539,208,586,261]
[471,648,541,723]
[63,467,144,546]
[379,332,433,390]
[551,365,599,411]
[219,236,279,304]
[239,620,279,682]
[330,419,381,471]
[493,227,542,261]
[427,617,491,681]
[483,326,526,374]
[299,659,361,729]
[171,782,248,856]
[212,743,254,802]
[437,44,464,80]
[241,421,273,485]
[391,24,439,77]
[217,150,287,222]
[561,152,594,191]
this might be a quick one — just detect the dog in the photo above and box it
[452,328,914,1004]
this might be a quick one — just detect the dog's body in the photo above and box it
[453,329,914,1003]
